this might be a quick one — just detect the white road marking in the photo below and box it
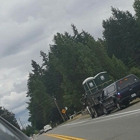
[60,120,88,127]
[84,110,140,126]
[61,108,140,127]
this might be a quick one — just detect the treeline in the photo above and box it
[26,0,140,130]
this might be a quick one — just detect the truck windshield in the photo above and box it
[116,75,139,90]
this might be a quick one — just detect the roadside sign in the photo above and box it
[61,109,66,114]
[65,107,68,110]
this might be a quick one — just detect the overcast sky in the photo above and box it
[0,0,135,128]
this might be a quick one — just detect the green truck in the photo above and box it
[81,71,112,118]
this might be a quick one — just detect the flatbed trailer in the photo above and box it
[82,71,112,118]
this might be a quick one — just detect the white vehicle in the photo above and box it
[43,124,52,133]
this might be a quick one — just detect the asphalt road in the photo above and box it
[36,99,140,140]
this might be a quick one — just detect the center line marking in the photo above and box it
[46,134,86,140]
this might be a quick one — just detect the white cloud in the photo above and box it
[0,0,135,125]
[1,92,29,112]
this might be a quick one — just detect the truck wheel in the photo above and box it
[89,108,95,118]
[103,107,108,115]
[90,111,94,119]
[91,113,94,118]
[96,106,104,116]
[90,108,98,118]
[94,109,98,118]
[116,102,122,110]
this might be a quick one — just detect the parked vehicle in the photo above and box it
[81,71,112,118]
[100,84,117,114]
[100,74,140,114]
[43,124,52,133]
[0,116,30,140]
[39,129,44,135]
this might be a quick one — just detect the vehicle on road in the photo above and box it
[44,124,52,133]
[81,71,112,118]
[100,84,117,114]
[100,74,140,114]
[0,116,30,140]
[39,129,44,135]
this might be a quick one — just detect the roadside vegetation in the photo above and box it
[26,0,140,133]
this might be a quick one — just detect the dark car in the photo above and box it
[0,116,30,140]
[39,129,44,135]
[100,74,140,114]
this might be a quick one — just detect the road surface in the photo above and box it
[36,99,140,140]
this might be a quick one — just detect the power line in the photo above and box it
[18,118,25,130]
[28,96,53,110]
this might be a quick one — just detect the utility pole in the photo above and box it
[52,96,65,122]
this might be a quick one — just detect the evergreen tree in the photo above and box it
[27,24,130,129]
[102,7,140,66]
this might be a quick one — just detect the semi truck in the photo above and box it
[81,71,112,118]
